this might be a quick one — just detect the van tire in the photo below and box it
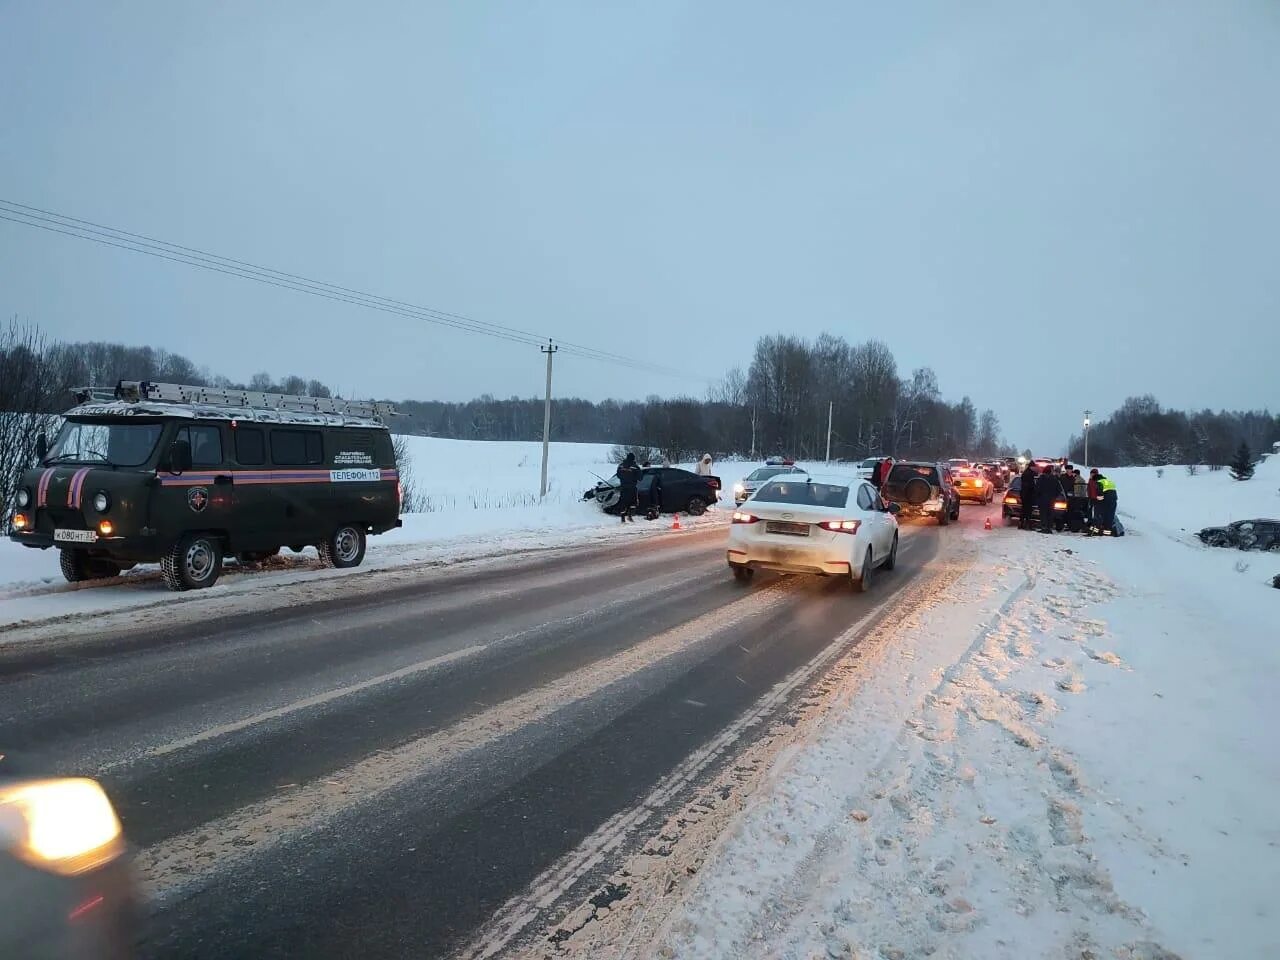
[59,549,90,583]
[161,533,223,591]
[318,524,366,569]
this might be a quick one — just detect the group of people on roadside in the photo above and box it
[1018,458,1120,536]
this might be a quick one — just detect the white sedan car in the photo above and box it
[726,472,900,591]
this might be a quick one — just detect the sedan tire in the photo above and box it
[883,534,898,571]
[853,547,874,592]
[686,496,708,516]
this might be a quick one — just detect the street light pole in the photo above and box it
[825,400,833,465]
[1083,410,1091,469]
[540,340,558,498]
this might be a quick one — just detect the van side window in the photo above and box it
[235,428,266,465]
[176,425,223,467]
[271,429,323,465]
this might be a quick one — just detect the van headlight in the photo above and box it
[0,778,125,876]
[16,487,30,508]
[93,491,111,513]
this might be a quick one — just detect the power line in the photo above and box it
[0,199,708,382]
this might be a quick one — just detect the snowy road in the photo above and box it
[0,516,959,959]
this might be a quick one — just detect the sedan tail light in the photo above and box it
[1003,495,1018,505]
[732,511,761,524]
[707,478,721,490]
[819,519,861,534]
[1053,499,1068,512]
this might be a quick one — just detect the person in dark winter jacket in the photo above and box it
[1036,465,1065,533]
[1018,464,1038,530]
[615,453,642,523]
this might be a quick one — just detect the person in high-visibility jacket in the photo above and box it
[1093,473,1118,534]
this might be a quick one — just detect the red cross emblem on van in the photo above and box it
[188,487,209,513]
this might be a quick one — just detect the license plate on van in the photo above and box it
[54,528,98,544]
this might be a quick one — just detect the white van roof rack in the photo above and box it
[72,381,398,423]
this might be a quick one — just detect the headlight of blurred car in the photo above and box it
[16,487,31,508]
[733,483,745,495]
[0,778,124,876]
[92,491,111,513]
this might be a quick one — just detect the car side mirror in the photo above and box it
[886,502,901,515]
[168,439,193,474]
[35,433,48,460]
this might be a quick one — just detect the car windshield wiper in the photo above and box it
[45,450,115,466]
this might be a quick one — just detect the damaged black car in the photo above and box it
[583,466,721,517]
[1196,518,1280,551]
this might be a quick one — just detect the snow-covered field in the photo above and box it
[647,458,1279,960]
[0,438,752,630]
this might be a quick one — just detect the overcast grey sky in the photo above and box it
[2,1,1277,452]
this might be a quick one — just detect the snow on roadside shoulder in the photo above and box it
[652,491,1277,958]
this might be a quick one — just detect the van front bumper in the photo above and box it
[9,529,160,561]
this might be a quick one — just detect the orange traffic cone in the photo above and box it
[984,516,992,531]
[671,514,682,531]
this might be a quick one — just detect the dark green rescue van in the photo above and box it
[9,381,402,590]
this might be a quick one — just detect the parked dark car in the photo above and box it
[1197,519,1280,551]
[879,461,960,525]
[583,467,721,516]
[1001,475,1069,529]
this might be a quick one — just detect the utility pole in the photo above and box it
[540,340,558,498]
[825,400,833,465]
[1083,410,1091,469]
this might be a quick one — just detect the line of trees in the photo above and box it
[1065,395,1278,468]
[4,323,1014,466]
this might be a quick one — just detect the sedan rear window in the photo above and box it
[753,480,849,508]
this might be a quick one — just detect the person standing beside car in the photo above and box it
[1036,464,1065,534]
[1086,468,1100,527]
[1019,463,1038,530]
[875,457,892,491]
[695,454,713,477]
[616,452,642,523]
[1092,473,1118,535]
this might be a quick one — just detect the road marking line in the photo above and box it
[460,587,907,960]
[99,562,723,772]
[134,581,799,901]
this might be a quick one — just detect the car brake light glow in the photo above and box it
[1053,499,1068,512]
[732,511,760,523]
[1003,496,1018,505]
[820,519,860,533]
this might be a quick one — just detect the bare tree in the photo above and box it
[0,321,61,530]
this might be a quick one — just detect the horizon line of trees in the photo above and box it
[1065,395,1278,468]
[3,321,1017,465]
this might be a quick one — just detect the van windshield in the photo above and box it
[47,420,164,467]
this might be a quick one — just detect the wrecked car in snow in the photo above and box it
[1197,519,1280,551]
[582,467,720,517]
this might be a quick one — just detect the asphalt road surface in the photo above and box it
[0,513,971,959]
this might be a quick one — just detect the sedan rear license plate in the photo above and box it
[54,528,97,544]
[765,520,810,537]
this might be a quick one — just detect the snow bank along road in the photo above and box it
[0,512,967,958]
